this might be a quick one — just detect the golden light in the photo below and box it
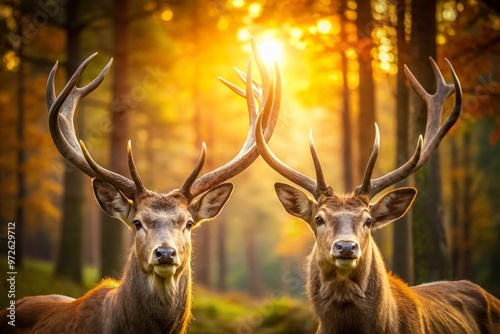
[232,0,245,8]
[160,9,173,22]
[379,52,390,62]
[443,8,456,21]
[3,51,19,71]
[345,48,358,59]
[258,38,284,65]
[217,17,229,31]
[317,19,332,34]
[248,3,262,18]
[380,61,391,72]
[436,34,447,45]
[237,28,251,41]
[290,27,303,39]
[347,72,359,89]
[329,70,343,86]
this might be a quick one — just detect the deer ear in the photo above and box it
[189,183,233,222]
[275,182,314,222]
[92,178,135,223]
[370,187,417,229]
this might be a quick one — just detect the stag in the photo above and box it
[0,41,281,333]
[256,58,500,333]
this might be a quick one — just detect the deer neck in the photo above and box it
[105,252,192,333]
[308,238,397,333]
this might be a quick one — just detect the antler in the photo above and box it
[355,58,462,198]
[48,41,281,202]
[255,109,331,199]
[47,53,140,199]
[256,58,461,201]
[183,39,281,200]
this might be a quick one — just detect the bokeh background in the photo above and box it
[1,0,499,332]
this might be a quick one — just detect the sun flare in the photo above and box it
[257,38,284,65]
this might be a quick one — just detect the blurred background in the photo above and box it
[0,0,499,332]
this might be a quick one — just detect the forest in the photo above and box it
[1,0,499,332]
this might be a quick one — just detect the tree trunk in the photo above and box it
[190,0,212,288]
[392,0,413,284]
[15,26,26,268]
[100,0,130,279]
[55,0,84,283]
[339,0,353,192]
[216,212,227,291]
[355,0,376,183]
[450,134,463,278]
[191,103,213,287]
[410,0,449,283]
[462,130,472,279]
[246,224,263,297]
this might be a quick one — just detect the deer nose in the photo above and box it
[155,247,176,264]
[332,240,359,258]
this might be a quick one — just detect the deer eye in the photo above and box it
[133,220,143,230]
[185,220,195,230]
[315,217,324,226]
[365,217,373,228]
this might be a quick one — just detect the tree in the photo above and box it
[339,0,354,191]
[55,0,85,283]
[392,0,413,284]
[98,0,132,279]
[355,0,376,184]
[15,8,27,268]
[410,0,449,283]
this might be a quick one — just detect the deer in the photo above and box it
[255,58,500,333]
[0,41,281,333]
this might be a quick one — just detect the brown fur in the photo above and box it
[0,254,191,334]
[0,183,233,334]
[275,184,500,334]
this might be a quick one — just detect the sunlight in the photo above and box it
[160,9,173,22]
[258,38,284,64]
[317,19,332,34]
[248,3,262,18]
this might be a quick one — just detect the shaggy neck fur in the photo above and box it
[307,238,397,334]
[103,251,192,334]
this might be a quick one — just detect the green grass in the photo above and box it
[0,257,98,309]
[190,288,315,334]
[0,258,316,333]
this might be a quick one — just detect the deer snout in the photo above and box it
[155,247,176,265]
[332,240,360,258]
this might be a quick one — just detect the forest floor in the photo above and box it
[0,257,315,333]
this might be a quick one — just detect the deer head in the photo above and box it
[47,41,281,292]
[256,58,461,278]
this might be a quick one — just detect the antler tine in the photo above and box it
[128,140,147,195]
[256,109,318,196]
[251,38,272,105]
[180,143,206,200]
[356,123,380,195]
[47,54,110,171]
[368,136,423,197]
[218,75,247,99]
[245,59,259,135]
[413,58,462,170]
[186,44,281,199]
[358,58,461,198]
[48,54,137,199]
[46,61,58,111]
[48,53,107,153]
[405,57,455,147]
[79,140,137,198]
[309,130,330,197]
[226,67,265,103]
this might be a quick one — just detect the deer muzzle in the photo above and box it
[150,246,180,278]
[331,240,361,270]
